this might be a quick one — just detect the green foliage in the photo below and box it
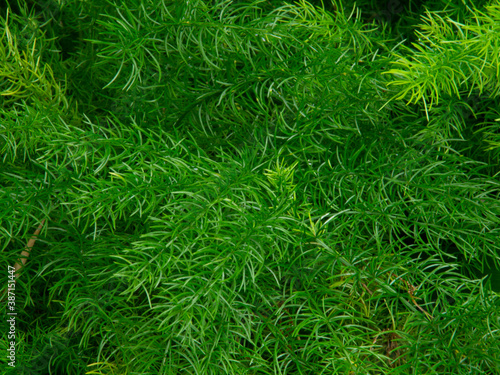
[0,9,68,112]
[1,0,500,374]
[384,4,500,108]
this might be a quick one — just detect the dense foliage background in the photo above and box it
[1,0,500,374]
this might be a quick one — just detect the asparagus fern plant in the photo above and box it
[1,0,499,374]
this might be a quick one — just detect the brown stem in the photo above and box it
[13,219,46,278]
[1,219,46,301]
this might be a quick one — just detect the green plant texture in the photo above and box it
[1,0,500,374]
